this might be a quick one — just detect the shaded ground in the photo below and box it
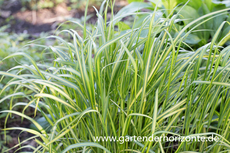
[0,0,128,34]
[0,108,39,153]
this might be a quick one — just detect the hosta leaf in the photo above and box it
[178,0,202,10]
[116,21,131,31]
[212,0,230,7]
[128,0,144,3]
[177,5,200,24]
[174,32,201,45]
[113,2,152,24]
[162,0,178,15]
[30,114,53,132]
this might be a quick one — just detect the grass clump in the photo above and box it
[0,1,230,152]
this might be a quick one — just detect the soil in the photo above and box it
[0,0,128,34]
[0,107,39,153]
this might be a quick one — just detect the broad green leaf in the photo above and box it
[213,0,230,7]
[176,5,200,24]
[184,33,201,45]
[30,114,53,132]
[162,0,178,15]
[116,21,131,31]
[128,0,144,3]
[113,2,152,24]
[178,0,202,9]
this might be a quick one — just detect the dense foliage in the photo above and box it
[0,0,230,152]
